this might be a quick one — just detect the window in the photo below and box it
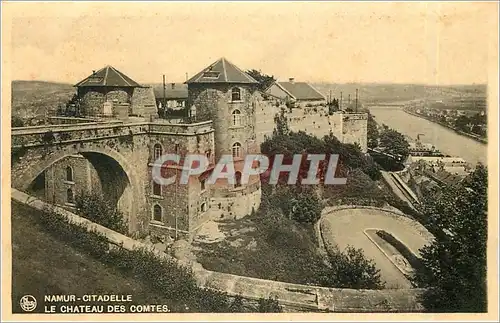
[153,204,162,222]
[232,109,242,126]
[66,166,73,182]
[232,142,241,158]
[153,181,162,196]
[200,178,206,191]
[205,149,212,161]
[235,171,242,188]
[67,188,74,204]
[231,87,241,101]
[201,202,207,212]
[190,105,197,120]
[202,71,220,79]
[174,143,180,154]
[154,143,163,160]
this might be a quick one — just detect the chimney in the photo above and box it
[92,70,96,75]
[289,77,295,84]
[171,83,175,89]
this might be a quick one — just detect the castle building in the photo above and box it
[37,58,263,239]
[74,65,157,118]
[28,57,367,239]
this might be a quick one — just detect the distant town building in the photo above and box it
[153,83,188,110]
[265,78,326,107]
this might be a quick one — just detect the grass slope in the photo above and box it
[11,201,180,313]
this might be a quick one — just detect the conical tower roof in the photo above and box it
[75,65,141,87]
[186,57,258,84]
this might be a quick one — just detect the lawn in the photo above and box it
[11,201,183,313]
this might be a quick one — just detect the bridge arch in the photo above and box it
[13,144,145,234]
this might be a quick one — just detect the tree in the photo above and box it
[454,115,470,132]
[12,115,24,128]
[246,69,276,91]
[367,112,379,148]
[323,245,384,289]
[413,165,487,312]
[379,127,410,160]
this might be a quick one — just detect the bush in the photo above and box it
[258,296,282,312]
[75,191,128,234]
[323,245,385,289]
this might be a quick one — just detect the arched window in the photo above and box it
[153,143,163,160]
[153,204,162,222]
[67,188,74,204]
[231,87,241,101]
[66,166,74,182]
[232,142,241,158]
[232,109,242,126]
[190,105,197,119]
[201,202,207,212]
[153,181,162,196]
[235,171,242,187]
[200,178,206,191]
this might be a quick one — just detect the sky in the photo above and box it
[5,1,498,85]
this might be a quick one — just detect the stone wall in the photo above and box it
[131,87,158,118]
[42,154,96,207]
[342,113,368,152]
[77,87,133,116]
[254,99,368,153]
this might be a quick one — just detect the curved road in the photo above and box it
[321,208,433,289]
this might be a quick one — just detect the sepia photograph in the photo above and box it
[1,1,498,321]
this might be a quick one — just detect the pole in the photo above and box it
[162,74,166,109]
[355,88,358,112]
[174,166,178,240]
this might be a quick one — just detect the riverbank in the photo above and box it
[403,109,487,144]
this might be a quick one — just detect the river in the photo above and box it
[369,106,487,165]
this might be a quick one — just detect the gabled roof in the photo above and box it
[274,81,326,101]
[75,65,142,87]
[186,57,258,84]
[153,83,188,100]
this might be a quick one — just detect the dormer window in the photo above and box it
[231,88,241,101]
[202,71,220,79]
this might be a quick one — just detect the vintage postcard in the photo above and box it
[1,1,499,321]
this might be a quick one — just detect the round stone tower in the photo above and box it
[186,57,262,219]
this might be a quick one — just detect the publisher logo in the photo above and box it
[20,295,37,312]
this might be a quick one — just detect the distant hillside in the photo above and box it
[11,80,75,118]
[312,83,487,105]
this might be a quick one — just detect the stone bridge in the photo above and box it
[11,120,214,234]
